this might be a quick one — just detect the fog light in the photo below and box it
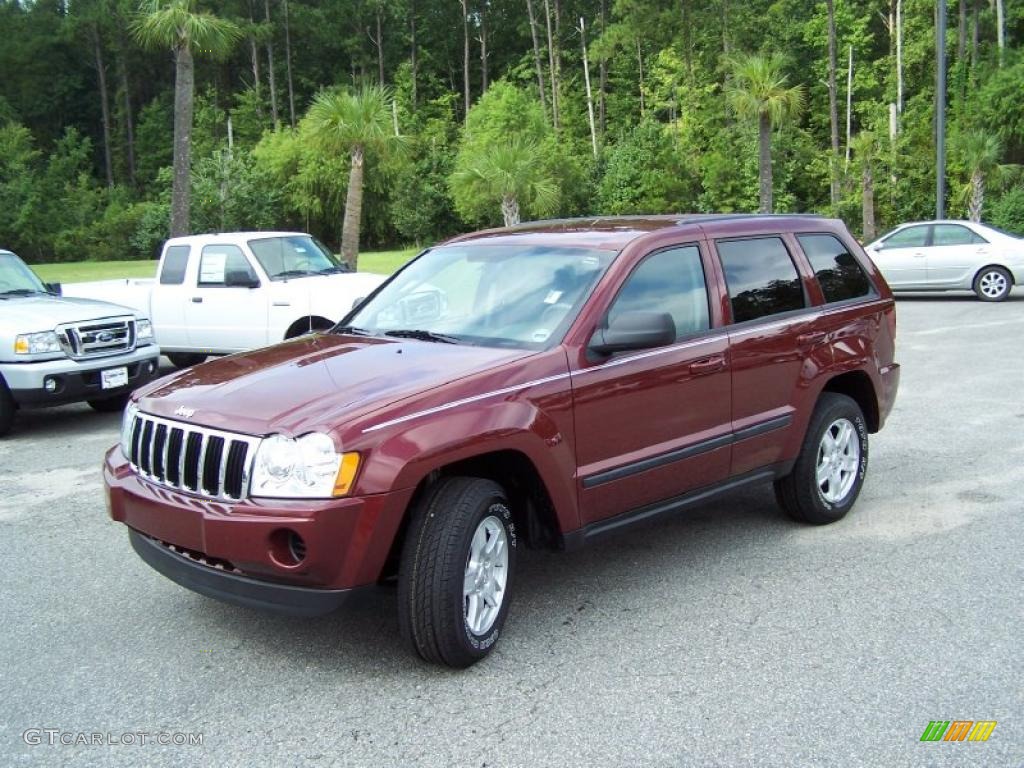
[147,361,156,374]
[44,377,58,393]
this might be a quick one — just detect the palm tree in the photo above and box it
[132,1,241,237]
[851,132,878,241]
[451,137,558,227]
[953,130,1002,222]
[304,86,396,269]
[726,53,804,213]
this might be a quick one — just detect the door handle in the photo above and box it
[913,252,926,258]
[689,355,726,375]
[191,297,203,303]
[797,331,827,348]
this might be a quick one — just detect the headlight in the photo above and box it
[14,331,62,355]
[136,319,154,343]
[250,432,360,498]
[120,401,138,458]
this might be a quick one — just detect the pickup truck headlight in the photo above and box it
[251,433,360,498]
[136,319,154,343]
[120,402,138,458]
[14,331,62,355]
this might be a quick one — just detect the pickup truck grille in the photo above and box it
[128,412,261,501]
[58,316,136,359]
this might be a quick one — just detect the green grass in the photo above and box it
[29,247,420,284]
[31,260,158,284]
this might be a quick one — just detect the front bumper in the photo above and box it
[3,345,160,407]
[105,448,413,612]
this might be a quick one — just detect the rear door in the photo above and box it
[713,235,823,477]
[184,243,268,352]
[570,242,732,525]
[871,225,930,287]
[927,223,988,286]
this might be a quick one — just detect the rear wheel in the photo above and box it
[87,394,129,413]
[167,353,206,369]
[0,380,15,437]
[973,266,1012,301]
[397,477,517,668]
[774,393,868,525]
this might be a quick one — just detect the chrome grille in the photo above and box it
[128,412,261,501]
[58,316,136,359]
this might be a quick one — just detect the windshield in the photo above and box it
[344,244,616,349]
[0,251,47,296]
[247,235,349,280]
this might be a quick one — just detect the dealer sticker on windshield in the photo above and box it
[101,366,128,390]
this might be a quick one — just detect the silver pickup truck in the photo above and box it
[0,249,161,436]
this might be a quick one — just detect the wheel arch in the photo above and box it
[378,448,565,581]
[283,315,334,339]
[821,370,880,432]
[973,262,1015,286]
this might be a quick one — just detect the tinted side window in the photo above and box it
[198,244,257,286]
[798,234,874,303]
[882,226,928,248]
[607,245,710,338]
[159,245,190,285]
[932,223,986,246]
[717,237,805,323]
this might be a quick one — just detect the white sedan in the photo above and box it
[864,220,1024,301]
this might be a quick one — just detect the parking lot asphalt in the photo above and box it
[1,291,1022,767]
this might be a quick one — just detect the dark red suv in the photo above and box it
[106,215,899,667]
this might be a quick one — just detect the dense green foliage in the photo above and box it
[0,0,1022,263]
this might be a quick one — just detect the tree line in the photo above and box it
[0,0,1021,268]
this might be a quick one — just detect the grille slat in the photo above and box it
[57,316,136,360]
[126,412,259,502]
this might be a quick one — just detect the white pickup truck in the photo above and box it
[64,232,388,368]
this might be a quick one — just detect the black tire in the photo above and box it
[0,379,15,437]
[973,265,1012,302]
[87,394,130,413]
[774,392,869,525]
[167,353,207,369]
[397,476,518,668]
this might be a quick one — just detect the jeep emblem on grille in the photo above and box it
[174,406,196,418]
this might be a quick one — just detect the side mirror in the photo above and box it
[45,282,62,296]
[589,311,676,357]
[224,270,260,289]
[351,296,365,311]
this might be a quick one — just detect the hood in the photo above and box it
[1,293,139,329]
[136,334,530,436]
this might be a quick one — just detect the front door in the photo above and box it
[185,243,268,352]
[571,243,732,526]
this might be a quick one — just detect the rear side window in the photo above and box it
[198,245,257,286]
[797,234,874,304]
[607,245,710,339]
[932,224,987,246]
[159,245,190,285]
[717,237,805,323]
[882,226,928,248]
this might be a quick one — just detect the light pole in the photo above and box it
[936,0,947,219]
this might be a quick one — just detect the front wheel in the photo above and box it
[973,266,1012,302]
[0,381,15,437]
[87,394,130,413]
[774,393,869,525]
[167,353,207,369]
[397,477,517,668]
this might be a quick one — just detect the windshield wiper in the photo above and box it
[384,329,460,344]
[316,266,349,274]
[0,288,44,297]
[274,269,317,279]
[333,324,374,336]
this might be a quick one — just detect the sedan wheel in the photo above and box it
[974,266,1012,302]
